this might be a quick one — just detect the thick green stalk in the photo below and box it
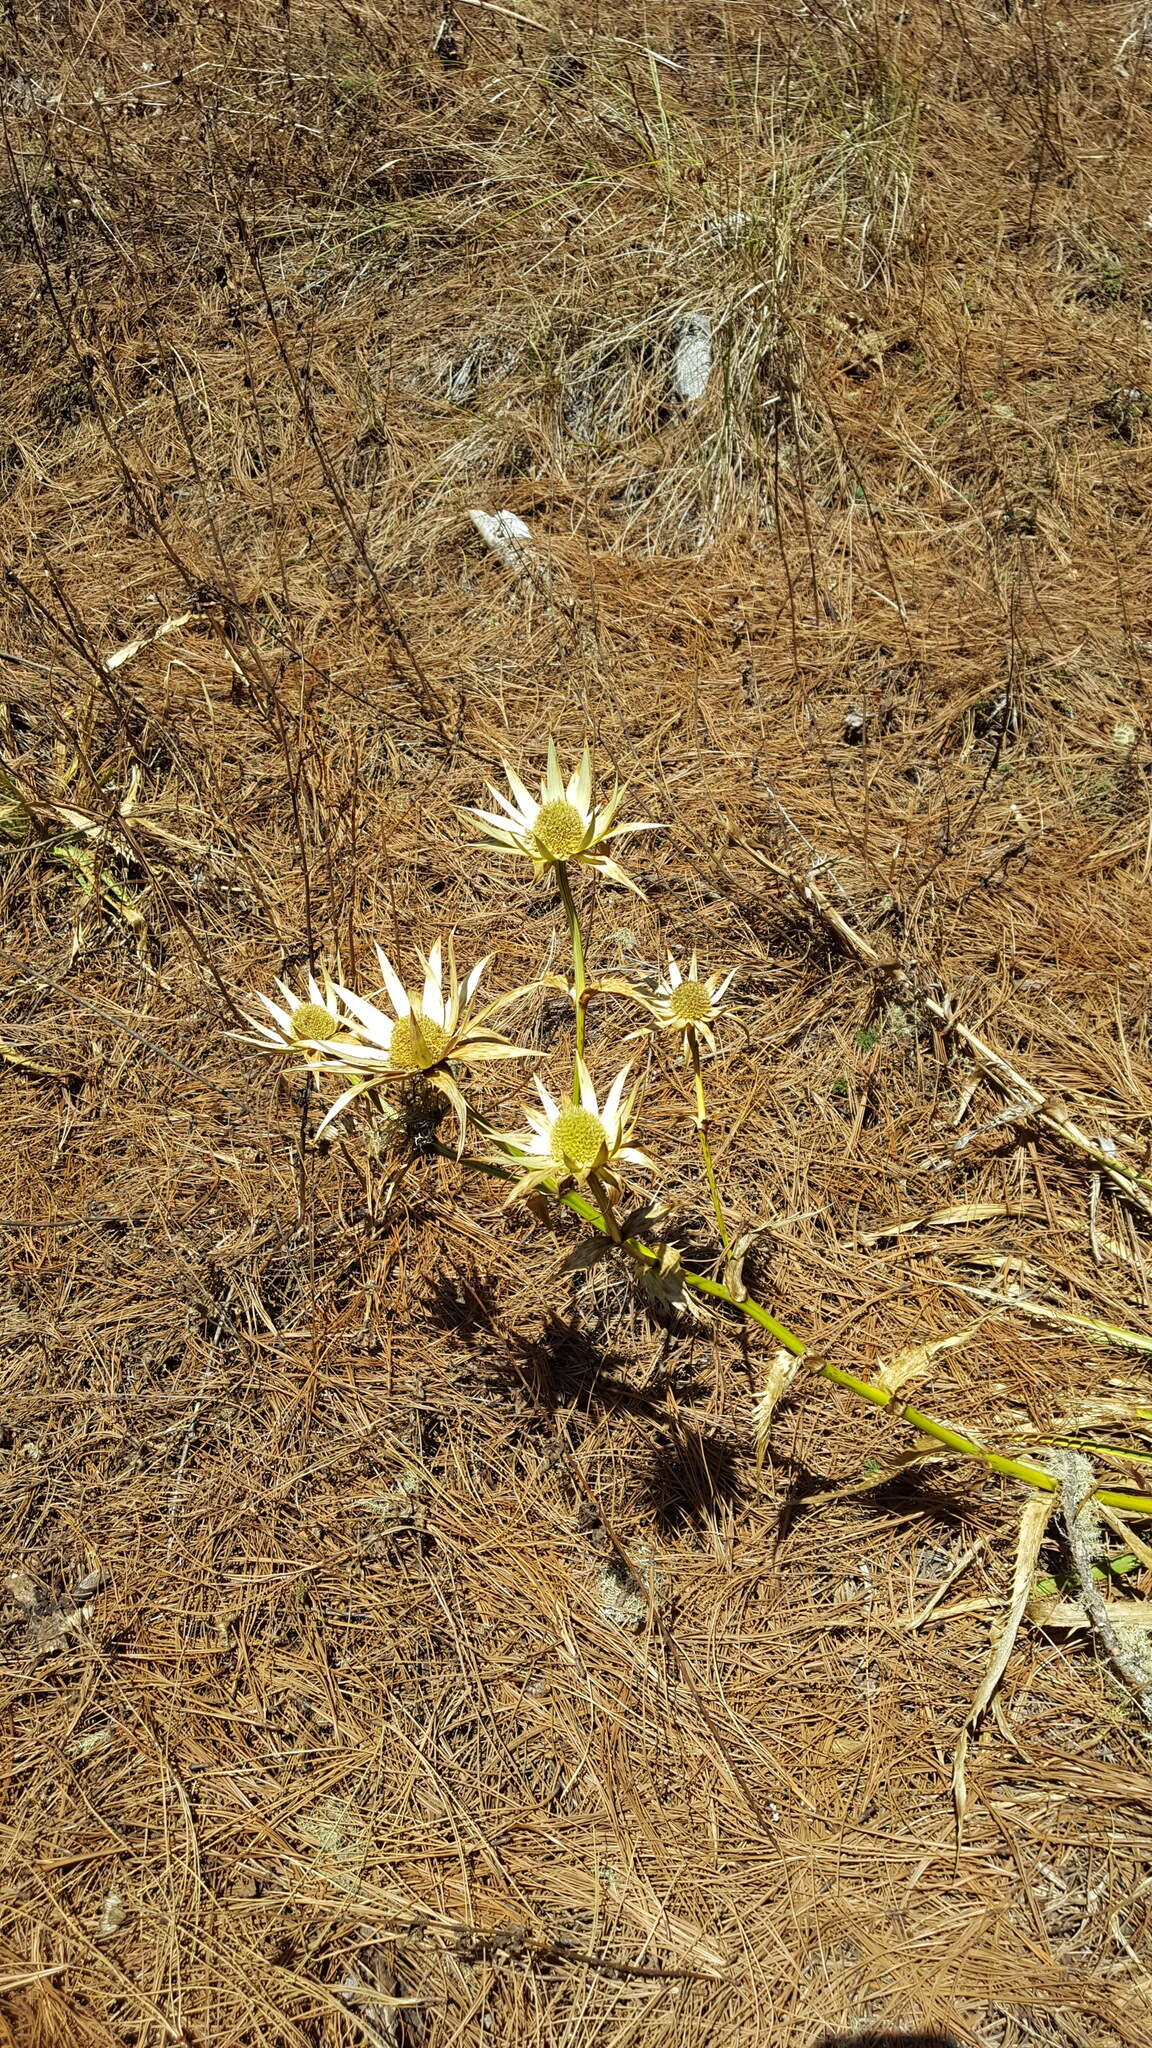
[447,1144,1152,1519]
[554,861,586,1096]
[688,1028,730,1251]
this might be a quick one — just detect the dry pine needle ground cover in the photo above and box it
[3,0,1152,2041]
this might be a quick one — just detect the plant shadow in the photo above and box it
[812,2036,963,2048]
[428,1270,988,1540]
[767,1452,987,1550]
[425,1269,709,1419]
[643,1425,743,1534]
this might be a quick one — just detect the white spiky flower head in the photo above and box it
[312,936,536,1145]
[632,953,736,1055]
[463,739,660,896]
[240,969,352,1060]
[497,1056,651,1202]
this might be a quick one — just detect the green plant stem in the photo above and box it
[555,861,586,1096]
[446,1143,1152,1520]
[688,1028,730,1252]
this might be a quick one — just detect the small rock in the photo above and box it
[467,508,534,574]
[673,314,712,403]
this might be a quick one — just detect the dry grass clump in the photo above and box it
[3,0,1152,2043]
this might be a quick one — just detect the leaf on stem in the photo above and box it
[633,1240,710,1321]
[561,1235,615,1275]
[724,1221,774,1305]
[753,1351,804,1468]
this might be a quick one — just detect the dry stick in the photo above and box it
[923,999,1152,1217]
[221,190,452,749]
[113,319,324,971]
[6,185,308,970]
[1055,1449,1152,1725]
[735,837,1152,1217]
[0,1036,81,1085]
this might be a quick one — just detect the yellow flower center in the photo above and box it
[668,980,713,1024]
[390,1011,453,1071]
[533,799,588,860]
[552,1104,608,1173]
[290,1002,339,1041]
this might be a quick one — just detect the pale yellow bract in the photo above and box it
[630,952,737,1056]
[244,939,536,1147]
[463,738,660,896]
[497,1056,651,1202]
[240,969,352,1062]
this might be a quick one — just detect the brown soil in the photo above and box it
[3,1,1152,2042]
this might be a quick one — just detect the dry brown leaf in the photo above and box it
[953,1492,1055,1837]
[1028,1598,1152,1632]
[858,1201,1039,1245]
[873,1320,985,1394]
